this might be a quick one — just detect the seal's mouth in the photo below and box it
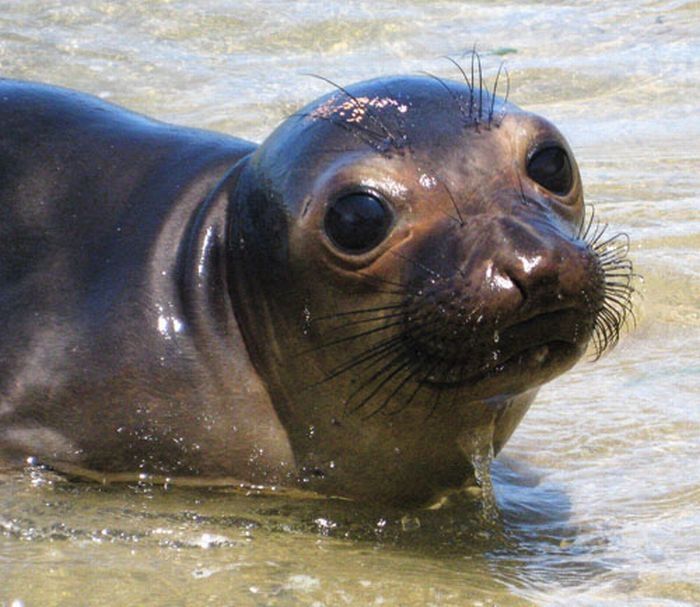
[420,340,579,389]
[411,308,587,390]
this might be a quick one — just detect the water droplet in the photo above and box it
[302,304,312,335]
[314,517,337,535]
[400,515,421,531]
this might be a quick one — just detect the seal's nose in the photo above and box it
[488,215,601,320]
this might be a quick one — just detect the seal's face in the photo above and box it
[228,75,632,503]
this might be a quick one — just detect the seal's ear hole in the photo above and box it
[324,193,393,254]
[527,145,573,196]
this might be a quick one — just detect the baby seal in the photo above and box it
[0,68,633,505]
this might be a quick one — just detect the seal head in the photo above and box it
[225,75,628,504]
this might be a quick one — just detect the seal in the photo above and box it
[0,68,633,505]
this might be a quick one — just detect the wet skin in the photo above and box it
[0,75,625,505]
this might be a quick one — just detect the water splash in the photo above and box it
[458,418,499,523]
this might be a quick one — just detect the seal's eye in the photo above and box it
[324,193,392,254]
[527,145,573,195]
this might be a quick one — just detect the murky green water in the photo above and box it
[1,1,699,605]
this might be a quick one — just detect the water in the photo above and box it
[1,0,699,605]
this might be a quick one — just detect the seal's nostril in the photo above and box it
[505,253,553,306]
[507,271,527,304]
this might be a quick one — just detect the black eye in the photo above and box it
[527,145,573,195]
[324,193,392,254]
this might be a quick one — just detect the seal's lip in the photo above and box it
[497,306,586,339]
[487,339,577,379]
[420,340,578,390]
[415,307,589,389]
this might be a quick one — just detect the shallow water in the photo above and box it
[1,1,699,605]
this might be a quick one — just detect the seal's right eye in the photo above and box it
[527,145,573,196]
[324,193,392,254]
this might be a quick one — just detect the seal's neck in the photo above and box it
[175,162,247,374]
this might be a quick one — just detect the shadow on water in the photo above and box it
[0,456,612,600]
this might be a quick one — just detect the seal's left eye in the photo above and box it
[527,145,573,195]
[324,193,392,254]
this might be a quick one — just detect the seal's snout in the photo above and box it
[401,214,604,390]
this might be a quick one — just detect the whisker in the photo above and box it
[355,271,410,290]
[310,336,407,390]
[390,250,443,280]
[516,172,529,207]
[427,382,446,419]
[332,314,445,414]
[312,302,404,322]
[444,55,473,94]
[577,204,596,240]
[476,50,484,123]
[501,66,511,108]
[362,358,423,419]
[312,310,443,386]
[489,61,506,125]
[332,310,407,328]
[587,223,610,247]
[324,318,438,388]
[346,351,414,413]
[593,232,630,254]
[439,179,466,227]
[296,318,405,355]
[580,202,637,360]
[384,359,441,417]
[421,68,469,127]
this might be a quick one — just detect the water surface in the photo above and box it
[1,1,699,605]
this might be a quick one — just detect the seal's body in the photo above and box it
[0,75,631,504]
[0,81,293,483]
